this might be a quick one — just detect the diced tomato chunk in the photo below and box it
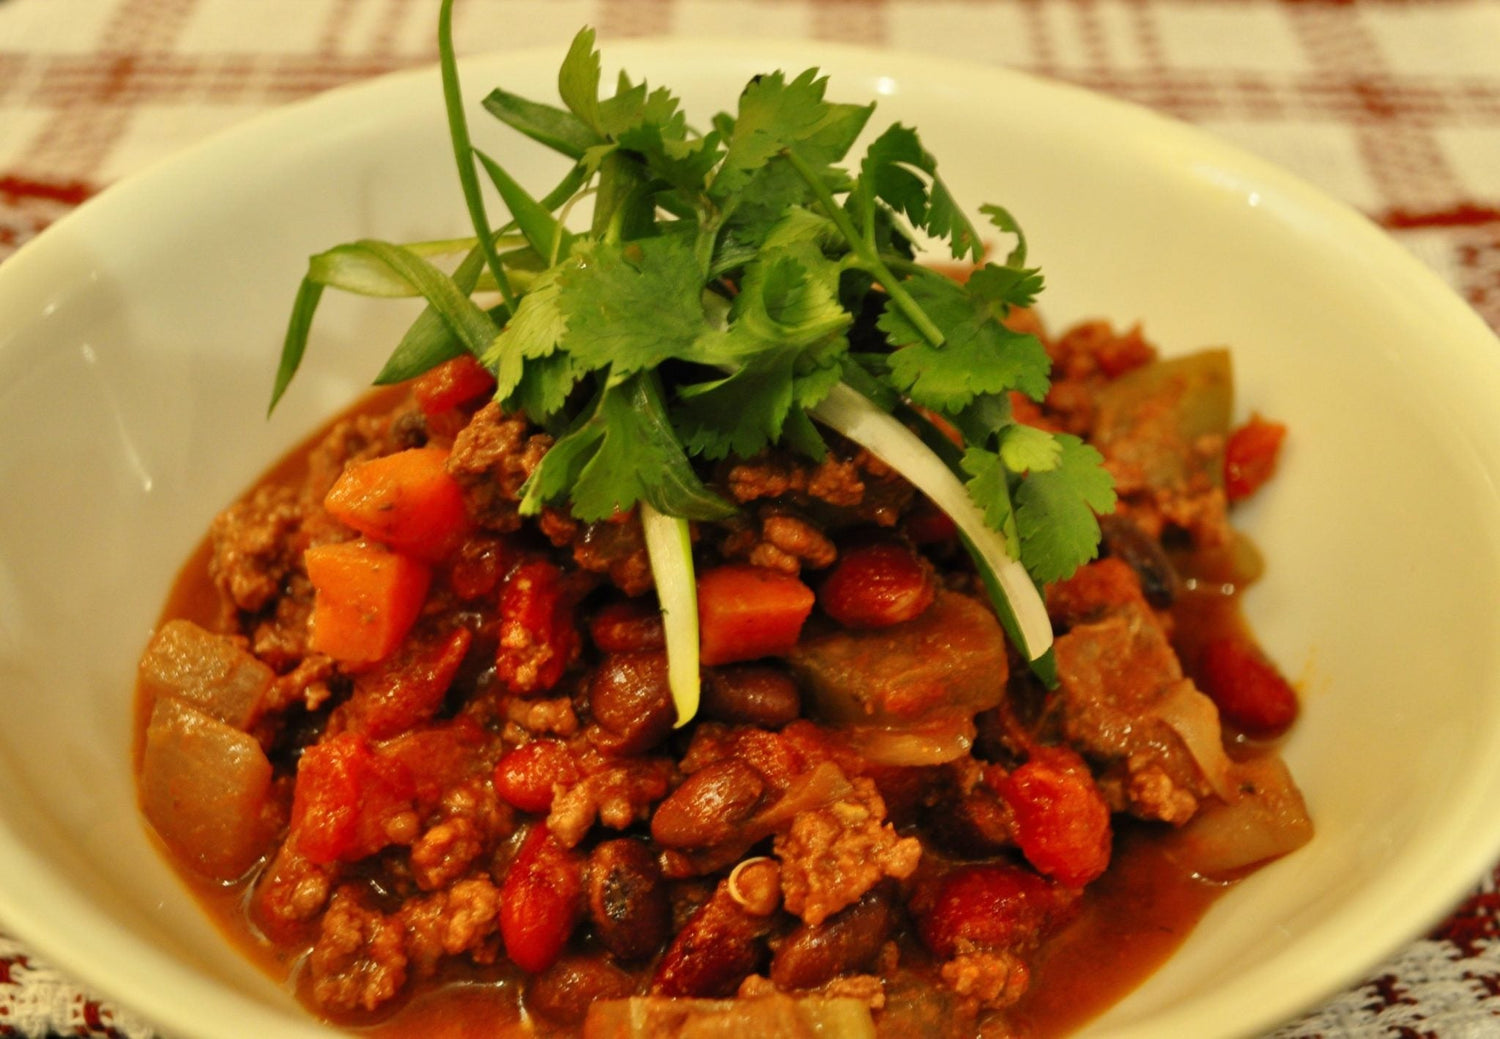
[1224,413,1287,502]
[290,732,415,864]
[324,446,470,562]
[500,825,584,974]
[411,354,497,417]
[496,559,579,694]
[1197,633,1299,738]
[696,564,815,666]
[378,716,489,807]
[304,539,431,666]
[992,745,1112,887]
[341,627,471,738]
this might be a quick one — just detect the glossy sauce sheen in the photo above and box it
[136,388,1249,1039]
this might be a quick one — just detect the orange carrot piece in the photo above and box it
[697,564,815,667]
[323,446,470,562]
[305,539,431,666]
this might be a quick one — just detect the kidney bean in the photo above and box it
[588,650,677,755]
[701,665,802,729]
[1197,633,1299,738]
[586,838,671,961]
[769,886,895,990]
[992,746,1112,887]
[499,825,584,974]
[493,739,580,814]
[818,539,935,629]
[918,861,1064,959]
[651,882,772,997]
[650,760,767,849]
[524,954,635,1026]
[589,598,666,653]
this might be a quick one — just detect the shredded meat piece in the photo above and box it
[308,887,408,1014]
[720,508,838,575]
[398,876,503,978]
[940,949,1030,1011]
[571,516,654,595]
[1051,592,1210,822]
[547,758,676,848]
[774,777,921,927]
[252,843,337,943]
[447,402,552,531]
[1042,321,1156,434]
[410,816,485,891]
[264,651,336,713]
[208,485,302,613]
[504,695,581,738]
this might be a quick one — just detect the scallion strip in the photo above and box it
[640,503,702,726]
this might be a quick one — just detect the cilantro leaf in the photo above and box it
[555,234,708,375]
[521,372,734,522]
[557,28,604,134]
[485,261,570,400]
[961,446,1021,561]
[999,423,1062,473]
[879,270,1051,411]
[712,69,872,200]
[1014,434,1117,583]
[857,124,982,261]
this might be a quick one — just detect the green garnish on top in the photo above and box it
[270,2,1116,695]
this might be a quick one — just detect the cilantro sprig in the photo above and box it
[271,5,1117,705]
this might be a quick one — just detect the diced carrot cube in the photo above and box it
[305,539,430,666]
[323,446,470,562]
[697,564,814,666]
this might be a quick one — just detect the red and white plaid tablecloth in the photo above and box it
[2,1,1498,1036]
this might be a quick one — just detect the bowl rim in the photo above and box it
[3,32,1500,1039]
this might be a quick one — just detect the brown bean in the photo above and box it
[769,886,895,989]
[588,651,676,755]
[524,953,635,1026]
[651,883,772,998]
[586,838,671,961]
[650,760,766,849]
[701,665,802,729]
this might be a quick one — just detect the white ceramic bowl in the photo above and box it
[3,38,1500,1039]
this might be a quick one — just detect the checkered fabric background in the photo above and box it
[1,1,1498,1036]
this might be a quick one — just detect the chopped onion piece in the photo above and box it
[846,715,977,766]
[1155,679,1238,802]
[810,382,1053,661]
[641,502,701,727]
[1166,753,1313,880]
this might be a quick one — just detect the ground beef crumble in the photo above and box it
[774,777,922,927]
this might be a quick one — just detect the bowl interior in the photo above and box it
[2,40,1500,1039]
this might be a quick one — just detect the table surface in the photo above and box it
[3,0,1500,1036]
